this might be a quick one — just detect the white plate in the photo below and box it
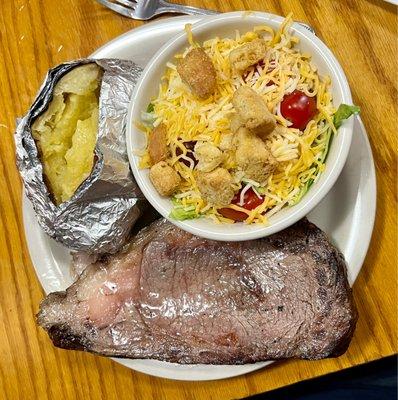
[22,16,376,381]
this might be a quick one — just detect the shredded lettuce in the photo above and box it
[170,207,198,221]
[171,197,184,207]
[146,103,155,113]
[321,103,359,166]
[333,104,360,129]
[256,187,267,195]
[292,128,331,204]
[320,127,333,164]
[169,198,198,220]
[293,178,314,205]
[141,103,156,126]
[141,112,156,126]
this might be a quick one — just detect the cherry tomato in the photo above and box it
[280,90,317,130]
[219,188,264,222]
[176,140,198,167]
[233,187,264,210]
[218,207,248,222]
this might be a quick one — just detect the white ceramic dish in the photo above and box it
[23,16,376,381]
[127,11,354,242]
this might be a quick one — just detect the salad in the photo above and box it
[137,14,359,224]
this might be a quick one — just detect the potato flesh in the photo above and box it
[32,64,101,205]
[63,107,99,201]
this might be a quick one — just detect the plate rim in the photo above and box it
[342,116,377,284]
[22,16,376,381]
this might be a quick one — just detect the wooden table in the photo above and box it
[0,0,396,398]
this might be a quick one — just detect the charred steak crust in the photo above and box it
[48,324,88,351]
[37,218,358,364]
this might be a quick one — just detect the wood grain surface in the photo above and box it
[0,0,397,399]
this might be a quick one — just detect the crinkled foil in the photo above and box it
[15,59,146,254]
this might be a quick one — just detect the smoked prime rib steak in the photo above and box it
[37,218,357,364]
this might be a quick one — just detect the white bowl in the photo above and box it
[127,11,354,241]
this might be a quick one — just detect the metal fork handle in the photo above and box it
[158,1,219,16]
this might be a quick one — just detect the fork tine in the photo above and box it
[95,0,134,18]
[113,0,136,9]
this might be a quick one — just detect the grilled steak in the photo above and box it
[37,218,357,364]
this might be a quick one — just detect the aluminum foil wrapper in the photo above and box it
[15,59,146,254]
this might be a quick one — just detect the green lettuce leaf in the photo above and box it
[146,103,155,113]
[292,178,314,205]
[292,104,359,206]
[169,198,197,220]
[169,207,197,221]
[320,126,333,164]
[141,103,156,127]
[333,104,360,129]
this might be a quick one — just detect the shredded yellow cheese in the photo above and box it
[184,24,196,47]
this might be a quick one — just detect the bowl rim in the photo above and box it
[126,11,354,241]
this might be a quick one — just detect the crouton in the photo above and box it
[177,48,217,99]
[229,38,267,73]
[150,161,180,196]
[234,127,277,184]
[219,133,234,151]
[194,142,224,172]
[196,168,235,206]
[232,86,276,139]
[229,113,244,134]
[148,123,168,165]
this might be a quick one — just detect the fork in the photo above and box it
[96,0,218,20]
